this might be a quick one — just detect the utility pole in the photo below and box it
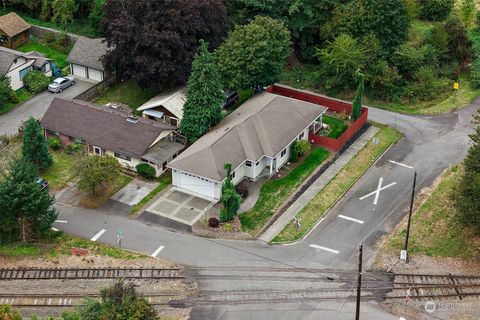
[403,171,417,263]
[355,243,363,320]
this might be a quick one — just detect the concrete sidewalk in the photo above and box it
[259,126,379,242]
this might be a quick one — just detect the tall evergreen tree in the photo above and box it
[22,117,52,171]
[351,69,365,121]
[457,110,480,232]
[180,40,224,143]
[220,163,241,222]
[0,159,57,244]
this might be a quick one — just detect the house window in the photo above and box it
[231,170,236,179]
[281,148,287,157]
[246,161,252,167]
[19,66,31,80]
[41,62,51,73]
[114,152,131,161]
[93,146,101,155]
[299,132,304,140]
[171,118,178,127]
[256,161,260,166]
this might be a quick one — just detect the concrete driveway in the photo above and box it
[0,78,96,136]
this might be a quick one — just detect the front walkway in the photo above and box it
[259,126,379,242]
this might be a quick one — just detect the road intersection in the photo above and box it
[48,99,480,318]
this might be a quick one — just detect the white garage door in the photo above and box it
[71,64,87,78]
[88,68,103,82]
[176,172,216,200]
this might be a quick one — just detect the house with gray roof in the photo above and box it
[67,36,109,82]
[41,98,186,177]
[0,46,52,90]
[168,91,327,200]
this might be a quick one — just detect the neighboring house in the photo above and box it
[40,98,186,177]
[0,46,52,90]
[0,12,30,49]
[67,36,109,82]
[168,91,327,201]
[137,87,186,127]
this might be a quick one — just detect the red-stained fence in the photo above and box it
[267,84,368,152]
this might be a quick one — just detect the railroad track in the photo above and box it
[387,273,480,300]
[0,267,183,280]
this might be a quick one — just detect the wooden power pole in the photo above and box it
[355,243,363,320]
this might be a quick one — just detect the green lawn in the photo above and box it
[0,234,143,260]
[382,165,480,260]
[131,174,172,214]
[0,89,34,115]
[17,39,68,68]
[322,115,348,138]
[240,147,330,235]
[273,126,402,242]
[94,80,159,114]
[41,151,78,190]
[79,174,133,209]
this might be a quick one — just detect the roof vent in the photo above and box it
[126,116,138,124]
[224,127,229,132]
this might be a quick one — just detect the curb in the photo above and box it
[269,129,401,246]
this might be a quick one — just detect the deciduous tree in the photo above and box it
[102,0,229,88]
[76,155,122,195]
[216,16,291,90]
[0,159,57,244]
[22,117,52,171]
[51,0,76,32]
[181,40,224,143]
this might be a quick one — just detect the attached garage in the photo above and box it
[172,170,221,201]
[67,36,109,83]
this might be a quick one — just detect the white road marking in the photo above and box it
[90,229,106,242]
[54,220,68,223]
[309,244,339,254]
[51,227,60,232]
[151,245,165,257]
[34,299,37,305]
[48,298,51,305]
[359,177,397,205]
[388,160,413,169]
[338,215,364,224]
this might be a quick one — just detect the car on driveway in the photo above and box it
[48,76,75,93]
[36,177,49,191]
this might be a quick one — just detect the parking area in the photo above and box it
[141,188,216,229]
[0,78,96,136]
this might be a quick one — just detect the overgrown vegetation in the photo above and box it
[17,38,70,69]
[273,126,402,242]
[240,147,330,235]
[322,115,349,139]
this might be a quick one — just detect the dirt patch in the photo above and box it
[193,216,253,240]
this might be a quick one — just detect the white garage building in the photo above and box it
[67,37,109,82]
[168,92,327,201]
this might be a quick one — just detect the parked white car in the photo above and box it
[48,76,75,93]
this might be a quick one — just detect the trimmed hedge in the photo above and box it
[136,163,156,179]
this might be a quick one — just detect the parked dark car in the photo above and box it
[36,177,48,191]
[222,91,239,109]
[48,76,75,93]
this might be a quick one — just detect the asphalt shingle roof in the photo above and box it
[67,36,109,70]
[0,12,30,37]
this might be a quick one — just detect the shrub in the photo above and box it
[0,76,16,104]
[429,23,449,61]
[391,43,426,78]
[419,0,454,22]
[235,183,249,199]
[476,11,480,30]
[445,17,473,65]
[136,163,156,179]
[23,70,50,94]
[64,142,82,154]
[403,66,449,102]
[471,58,480,88]
[297,140,311,156]
[208,217,220,228]
[224,223,233,232]
[404,0,420,19]
[290,141,301,162]
[367,61,402,101]
[47,137,61,150]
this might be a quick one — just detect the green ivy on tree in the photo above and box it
[220,163,241,222]
[22,117,52,171]
[180,40,224,143]
[0,159,57,244]
[351,69,365,121]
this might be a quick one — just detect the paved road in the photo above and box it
[0,79,95,136]
[52,99,480,319]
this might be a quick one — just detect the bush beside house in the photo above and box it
[136,163,156,179]
[22,70,50,94]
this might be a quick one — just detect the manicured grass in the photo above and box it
[41,151,78,190]
[131,174,172,214]
[0,234,143,260]
[0,89,34,115]
[280,65,480,115]
[240,147,331,235]
[80,174,133,209]
[382,165,480,260]
[94,80,159,114]
[273,126,402,242]
[17,39,68,68]
[322,115,348,139]
[0,8,101,38]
